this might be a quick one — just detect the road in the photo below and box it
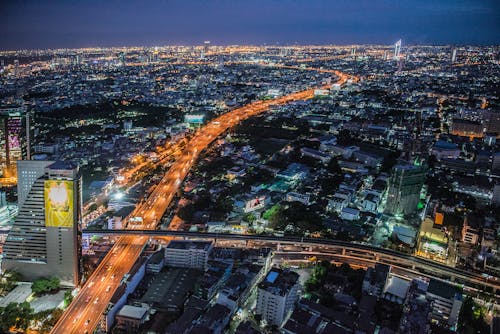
[52,70,356,334]
[82,229,500,294]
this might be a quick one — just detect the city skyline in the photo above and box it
[1,0,499,51]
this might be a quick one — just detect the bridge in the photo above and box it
[83,229,500,296]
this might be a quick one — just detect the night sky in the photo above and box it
[0,0,499,50]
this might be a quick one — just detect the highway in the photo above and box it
[83,229,500,294]
[52,70,356,334]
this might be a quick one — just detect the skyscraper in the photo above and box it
[394,39,402,59]
[385,163,426,216]
[204,41,210,54]
[451,48,457,63]
[17,160,54,207]
[2,161,82,286]
[0,104,31,180]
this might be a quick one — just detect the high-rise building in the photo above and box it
[394,39,402,59]
[2,161,82,286]
[0,191,9,225]
[204,41,210,54]
[485,111,500,137]
[17,160,54,207]
[255,268,299,326]
[13,59,19,77]
[385,164,426,216]
[451,48,457,63]
[0,104,31,179]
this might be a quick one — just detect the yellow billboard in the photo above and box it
[44,180,74,228]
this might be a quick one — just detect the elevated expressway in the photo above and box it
[84,229,500,297]
[52,70,355,333]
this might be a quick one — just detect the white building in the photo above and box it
[164,240,213,270]
[16,160,54,207]
[255,268,300,326]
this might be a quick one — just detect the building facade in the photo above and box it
[255,268,299,326]
[2,161,82,286]
[385,164,426,216]
[164,240,213,270]
[0,104,31,180]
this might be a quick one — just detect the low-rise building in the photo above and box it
[426,279,463,330]
[164,240,213,270]
[362,264,390,298]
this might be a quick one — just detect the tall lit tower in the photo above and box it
[204,41,210,54]
[2,161,82,286]
[394,39,402,59]
[451,49,457,63]
[13,59,19,77]
[385,163,426,216]
[0,104,30,180]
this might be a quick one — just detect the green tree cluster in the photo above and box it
[458,296,489,334]
[0,302,33,332]
[32,277,60,296]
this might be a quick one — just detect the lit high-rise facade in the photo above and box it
[0,104,31,180]
[385,164,426,216]
[2,161,82,286]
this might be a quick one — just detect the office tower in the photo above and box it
[385,163,426,216]
[394,39,402,59]
[17,160,54,207]
[255,268,299,326]
[2,161,82,286]
[451,48,457,63]
[204,41,210,54]
[13,59,19,77]
[0,104,31,179]
[485,111,500,136]
[0,191,8,225]
[164,240,213,270]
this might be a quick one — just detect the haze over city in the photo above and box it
[0,1,499,334]
[1,0,500,50]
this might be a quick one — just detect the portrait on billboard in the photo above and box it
[44,180,74,227]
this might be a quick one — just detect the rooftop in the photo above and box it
[427,278,462,300]
[166,240,213,251]
[258,267,299,296]
[117,304,148,320]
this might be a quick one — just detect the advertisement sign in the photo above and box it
[44,180,74,228]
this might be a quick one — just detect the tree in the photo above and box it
[244,213,256,224]
[32,277,60,296]
[0,302,33,332]
[63,290,73,308]
[458,296,489,334]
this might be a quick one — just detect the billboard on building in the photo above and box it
[44,180,74,228]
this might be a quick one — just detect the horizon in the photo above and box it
[1,42,498,53]
[1,0,499,51]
